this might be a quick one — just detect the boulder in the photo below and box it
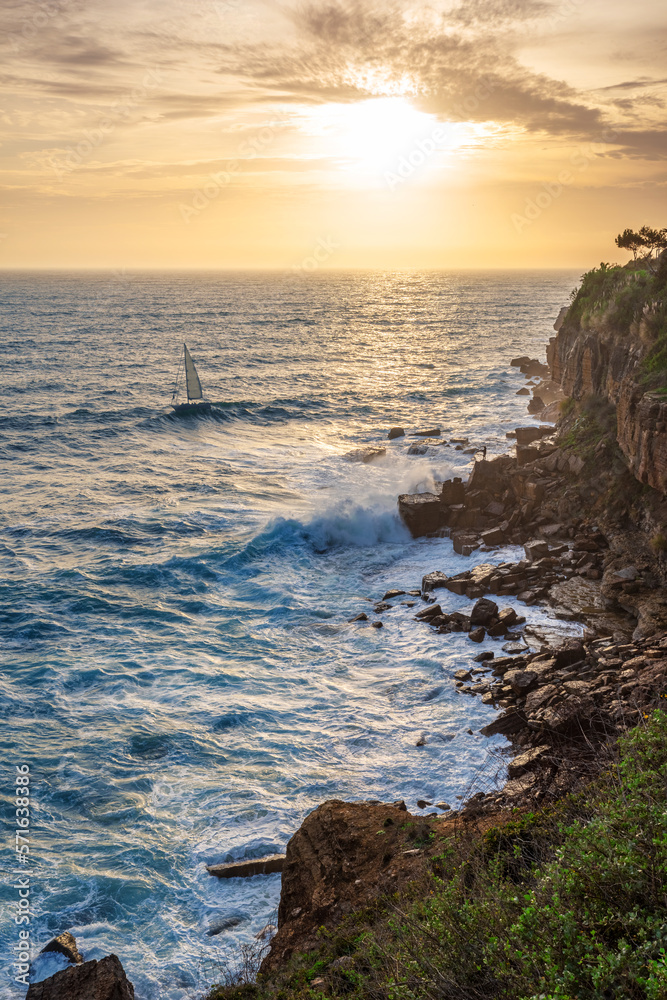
[413,427,440,437]
[521,360,549,377]
[26,956,134,1000]
[553,640,585,668]
[515,425,554,447]
[262,801,430,971]
[414,604,443,620]
[440,478,466,505]
[40,932,83,966]
[524,684,558,713]
[348,613,368,622]
[383,589,405,599]
[516,387,530,395]
[387,427,405,439]
[408,443,428,456]
[467,455,515,493]
[524,539,549,563]
[421,571,449,595]
[452,531,480,555]
[480,526,505,546]
[504,669,538,696]
[469,627,485,642]
[469,563,496,588]
[343,447,386,463]
[510,356,532,367]
[497,607,519,627]
[207,854,286,878]
[480,710,527,737]
[398,493,444,537]
[470,598,499,626]
[527,395,545,414]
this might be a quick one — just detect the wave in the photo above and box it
[229,502,410,566]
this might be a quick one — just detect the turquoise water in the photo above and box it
[0,270,579,998]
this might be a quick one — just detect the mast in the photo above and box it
[183,343,204,401]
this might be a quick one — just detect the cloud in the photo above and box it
[221,0,603,136]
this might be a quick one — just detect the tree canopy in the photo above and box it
[615,225,667,259]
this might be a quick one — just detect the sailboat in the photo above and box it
[171,343,212,414]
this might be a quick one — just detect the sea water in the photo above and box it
[0,270,581,998]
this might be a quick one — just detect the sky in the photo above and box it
[1,0,666,269]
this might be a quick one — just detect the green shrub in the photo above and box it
[209,712,667,999]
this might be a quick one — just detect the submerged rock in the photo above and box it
[387,427,405,439]
[343,447,386,463]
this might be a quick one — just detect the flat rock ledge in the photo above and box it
[207,853,286,878]
[26,955,134,1000]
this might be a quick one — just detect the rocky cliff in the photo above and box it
[548,257,667,493]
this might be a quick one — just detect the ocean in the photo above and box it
[0,269,581,998]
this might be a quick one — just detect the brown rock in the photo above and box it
[421,571,449,595]
[505,669,538,696]
[440,478,466,505]
[26,956,134,1000]
[470,598,499,627]
[524,539,550,562]
[397,493,444,537]
[553,640,585,668]
[480,526,505,545]
[469,627,485,642]
[40,932,83,966]
[344,447,386,463]
[262,801,429,971]
[524,684,558,713]
[387,427,405,439]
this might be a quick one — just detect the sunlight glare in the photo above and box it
[300,97,493,182]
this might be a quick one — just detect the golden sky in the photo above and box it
[1,0,666,268]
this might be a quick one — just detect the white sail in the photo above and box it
[183,344,203,400]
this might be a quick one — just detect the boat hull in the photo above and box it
[170,401,212,415]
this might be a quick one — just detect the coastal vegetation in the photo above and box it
[564,247,667,387]
[209,711,667,1000]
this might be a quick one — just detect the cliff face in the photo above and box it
[548,265,667,494]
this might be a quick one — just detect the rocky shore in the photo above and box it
[248,259,667,987]
[30,257,667,1000]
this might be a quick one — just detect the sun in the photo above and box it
[299,96,488,182]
